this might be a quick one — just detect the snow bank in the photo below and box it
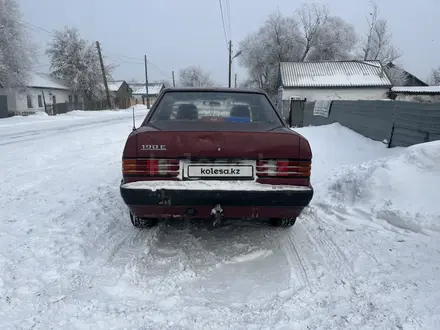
[0,105,149,124]
[323,140,440,233]
[295,123,440,234]
[67,104,148,117]
[293,123,403,183]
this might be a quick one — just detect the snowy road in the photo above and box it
[1,109,440,329]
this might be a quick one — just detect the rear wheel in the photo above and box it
[270,217,297,228]
[130,212,158,228]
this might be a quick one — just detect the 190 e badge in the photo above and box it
[141,144,167,151]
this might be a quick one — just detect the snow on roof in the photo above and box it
[28,72,71,90]
[391,86,440,94]
[130,83,164,95]
[280,60,392,88]
[107,80,125,92]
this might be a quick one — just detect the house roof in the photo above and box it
[107,80,126,92]
[130,82,164,95]
[391,86,440,94]
[385,62,428,86]
[28,72,71,90]
[279,60,392,88]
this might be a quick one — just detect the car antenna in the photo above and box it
[132,107,136,131]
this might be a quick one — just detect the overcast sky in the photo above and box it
[21,0,440,86]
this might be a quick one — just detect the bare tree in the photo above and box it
[238,4,359,94]
[46,26,115,100]
[179,66,214,87]
[362,1,401,63]
[295,3,329,61]
[0,0,36,87]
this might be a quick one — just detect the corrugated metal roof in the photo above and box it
[280,60,392,88]
[28,72,71,90]
[107,80,125,92]
[391,86,440,94]
[130,83,164,95]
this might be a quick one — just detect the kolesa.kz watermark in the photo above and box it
[200,167,241,175]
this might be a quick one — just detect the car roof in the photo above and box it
[160,87,267,94]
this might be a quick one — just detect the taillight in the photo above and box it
[256,160,311,178]
[122,158,179,177]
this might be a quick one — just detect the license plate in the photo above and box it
[187,164,254,178]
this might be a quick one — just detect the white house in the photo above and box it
[277,60,393,102]
[129,82,165,106]
[389,86,440,103]
[106,80,132,108]
[1,72,81,115]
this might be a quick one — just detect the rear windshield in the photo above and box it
[147,91,282,125]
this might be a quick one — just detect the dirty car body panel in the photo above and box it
[119,87,314,227]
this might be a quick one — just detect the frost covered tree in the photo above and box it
[238,10,301,93]
[431,67,440,85]
[306,16,357,61]
[361,1,401,63]
[46,26,114,100]
[179,66,214,87]
[238,4,357,94]
[0,0,36,87]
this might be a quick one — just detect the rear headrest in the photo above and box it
[176,103,198,120]
[230,105,250,117]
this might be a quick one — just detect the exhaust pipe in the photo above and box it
[211,204,224,227]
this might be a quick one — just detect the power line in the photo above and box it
[0,7,55,36]
[20,21,54,36]
[218,0,228,48]
[226,0,232,40]
[105,51,173,80]
[0,10,173,81]
[107,52,172,79]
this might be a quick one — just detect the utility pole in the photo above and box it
[144,55,150,108]
[234,74,237,88]
[172,71,176,87]
[228,40,232,88]
[96,41,111,109]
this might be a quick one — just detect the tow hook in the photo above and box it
[210,204,224,227]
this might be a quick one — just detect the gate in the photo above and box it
[288,98,306,127]
[0,95,8,118]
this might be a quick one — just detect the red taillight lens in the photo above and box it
[276,161,290,176]
[256,160,311,178]
[122,159,179,177]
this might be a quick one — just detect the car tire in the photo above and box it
[270,217,296,228]
[130,212,158,228]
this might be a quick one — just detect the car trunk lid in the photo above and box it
[134,126,300,159]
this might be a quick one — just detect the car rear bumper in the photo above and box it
[120,180,313,219]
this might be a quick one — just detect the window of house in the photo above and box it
[27,95,33,108]
[68,95,73,103]
[74,95,79,103]
[38,95,43,107]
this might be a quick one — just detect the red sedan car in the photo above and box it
[120,87,313,228]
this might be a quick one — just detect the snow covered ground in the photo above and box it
[1,110,440,329]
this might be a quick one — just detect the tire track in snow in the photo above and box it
[120,220,222,292]
[273,224,320,295]
[303,205,355,279]
[0,116,138,146]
